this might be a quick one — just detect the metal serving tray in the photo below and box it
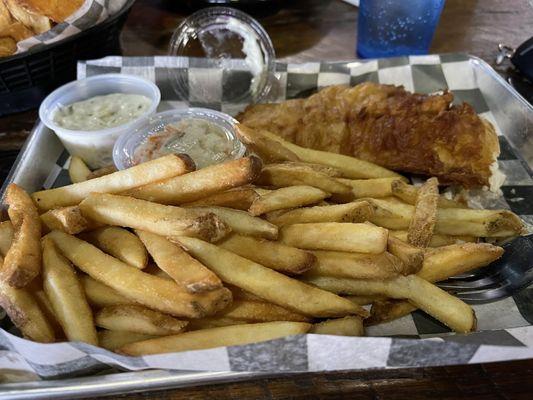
[1,54,532,399]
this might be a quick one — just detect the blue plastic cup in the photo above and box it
[357,0,445,58]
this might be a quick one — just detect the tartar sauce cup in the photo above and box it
[39,74,161,169]
[113,108,247,170]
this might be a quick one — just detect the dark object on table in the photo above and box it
[183,0,283,16]
[497,37,533,104]
[0,0,136,117]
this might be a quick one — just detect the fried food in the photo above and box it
[0,221,14,256]
[98,330,158,351]
[217,299,310,323]
[17,0,84,23]
[68,156,91,183]
[40,206,90,235]
[0,36,16,58]
[4,0,51,34]
[238,83,500,187]
[1,184,41,288]
[81,275,136,308]
[311,316,364,336]
[249,186,329,216]
[182,187,259,210]
[407,178,439,248]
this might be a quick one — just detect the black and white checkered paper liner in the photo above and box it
[14,0,128,54]
[2,54,533,380]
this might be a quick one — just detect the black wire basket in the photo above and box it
[0,0,136,117]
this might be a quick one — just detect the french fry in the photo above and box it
[182,187,259,211]
[337,178,397,198]
[178,237,367,318]
[187,317,248,330]
[0,280,55,342]
[86,165,118,180]
[279,162,343,177]
[407,178,439,248]
[368,243,504,325]
[119,321,311,355]
[136,230,222,292]
[235,124,300,162]
[302,274,476,333]
[310,316,364,336]
[81,275,135,308]
[265,201,373,226]
[225,284,266,302]
[40,206,90,235]
[0,220,14,257]
[369,197,524,237]
[344,295,387,306]
[217,299,310,322]
[386,236,424,275]
[95,305,189,336]
[80,227,148,270]
[304,250,403,280]
[279,223,388,254]
[98,330,158,351]
[391,179,465,208]
[48,231,232,318]
[389,230,477,247]
[188,206,278,240]
[256,164,353,197]
[236,124,404,180]
[2,184,41,288]
[32,154,195,211]
[34,290,64,339]
[79,193,230,243]
[249,186,329,216]
[124,156,262,205]
[218,234,316,274]
[42,238,97,345]
[68,156,91,183]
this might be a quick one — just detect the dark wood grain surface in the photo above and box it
[1,0,533,398]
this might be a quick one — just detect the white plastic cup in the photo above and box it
[39,74,161,169]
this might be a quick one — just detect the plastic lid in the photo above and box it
[168,7,276,104]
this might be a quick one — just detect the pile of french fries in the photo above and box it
[0,124,524,356]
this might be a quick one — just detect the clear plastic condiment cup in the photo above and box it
[39,74,161,169]
[113,108,247,170]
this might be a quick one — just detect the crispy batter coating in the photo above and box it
[238,83,500,187]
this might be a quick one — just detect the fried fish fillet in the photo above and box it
[238,83,500,188]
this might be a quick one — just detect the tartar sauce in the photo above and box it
[53,93,152,131]
[133,118,235,168]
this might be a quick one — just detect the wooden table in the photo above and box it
[1,0,533,398]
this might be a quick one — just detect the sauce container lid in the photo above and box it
[168,7,276,104]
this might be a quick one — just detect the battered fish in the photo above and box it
[238,83,500,188]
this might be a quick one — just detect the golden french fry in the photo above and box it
[235,124,300,162]
[279,223,388,254]
[368,242,503,325]
[2,184,41,288]
[279,162,343,177]
[391,179,465,208]
[98,330,158,351]
[256,164,352,197]
[303,274,476,333]
[178,237,367,318]
[0,220,14,257]
[34,290,64,339]
[32,154,195,211]
[389,230,477,247]
[407,178,439,248]
[80,227,148,270]
[236,124,404,180]
[79,193,230,243]
[344,295,387,306]
[48,231,232,318]
[119,321,311,355]
[136,230,222,292]
[188,206,278,240]
[42,238,97,345]
[68,156,91,183]
[218,234,316,275]
[182,187,259,211]
[225,284,265,302]
[311,316,364,336]
[187,317,248,330]
[81,275,135,308]
[4,0,51,34]
[249,186,329,216]
[336,178,397,199]
[95,305,189,336]
[265,201,373,226]
[304,250,403,280]
[87,165,118,180]
[217,299,310,322]
[124,156,262,205]
[40,206,90,235]
[387,236,424,275]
